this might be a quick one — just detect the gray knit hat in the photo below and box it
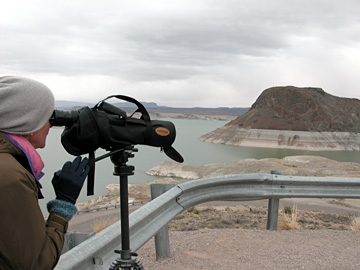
[0,76,55,135]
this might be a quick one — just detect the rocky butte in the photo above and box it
[200,86,360,151]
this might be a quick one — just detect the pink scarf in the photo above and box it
[7,134,45,181]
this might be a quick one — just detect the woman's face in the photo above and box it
[23,121,51,149]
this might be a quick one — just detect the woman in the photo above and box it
[0,76,89,270]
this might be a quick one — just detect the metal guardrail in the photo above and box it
[62,232,95,254]
[55,173,360,270]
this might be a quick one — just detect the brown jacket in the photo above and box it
[0,132,68,270]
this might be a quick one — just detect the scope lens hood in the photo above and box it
[163,146,184,163]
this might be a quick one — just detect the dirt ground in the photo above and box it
[137,229,360,270]
[135,204,360,270]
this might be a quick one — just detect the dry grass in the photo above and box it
[279,204,301,230]
[351,217,360,230]
[92,217,118,233]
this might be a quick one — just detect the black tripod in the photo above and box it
[100,145,144,270]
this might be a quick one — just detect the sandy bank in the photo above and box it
[200,127,360,151]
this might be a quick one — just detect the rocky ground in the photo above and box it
[167,204,358,231]
[75,155,360,232]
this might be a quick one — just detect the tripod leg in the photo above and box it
[120,174,131,260]
[109,147,144,269]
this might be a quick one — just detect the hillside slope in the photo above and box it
[227,86,360,132]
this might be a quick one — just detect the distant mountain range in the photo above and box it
[55,100,249,116]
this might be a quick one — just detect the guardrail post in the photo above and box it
[266,198,280,230]
[266,170,282,230]
[150,183,176,258]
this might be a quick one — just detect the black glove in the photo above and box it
[52,156,90,204]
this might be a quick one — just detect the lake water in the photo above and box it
[37,118,360,213]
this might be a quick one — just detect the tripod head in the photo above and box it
[85,144,137,195]
[109,146,137,176]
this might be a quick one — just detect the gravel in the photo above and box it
[137,229,360,270]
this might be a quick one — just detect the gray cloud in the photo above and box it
[1,0,360,107]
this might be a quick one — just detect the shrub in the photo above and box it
[187,206,200,215]
[279,204,300,230]
[283,205,294,215]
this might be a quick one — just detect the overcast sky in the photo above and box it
[1,0,360,108]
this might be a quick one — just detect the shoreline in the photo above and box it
[200,127,360,151]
